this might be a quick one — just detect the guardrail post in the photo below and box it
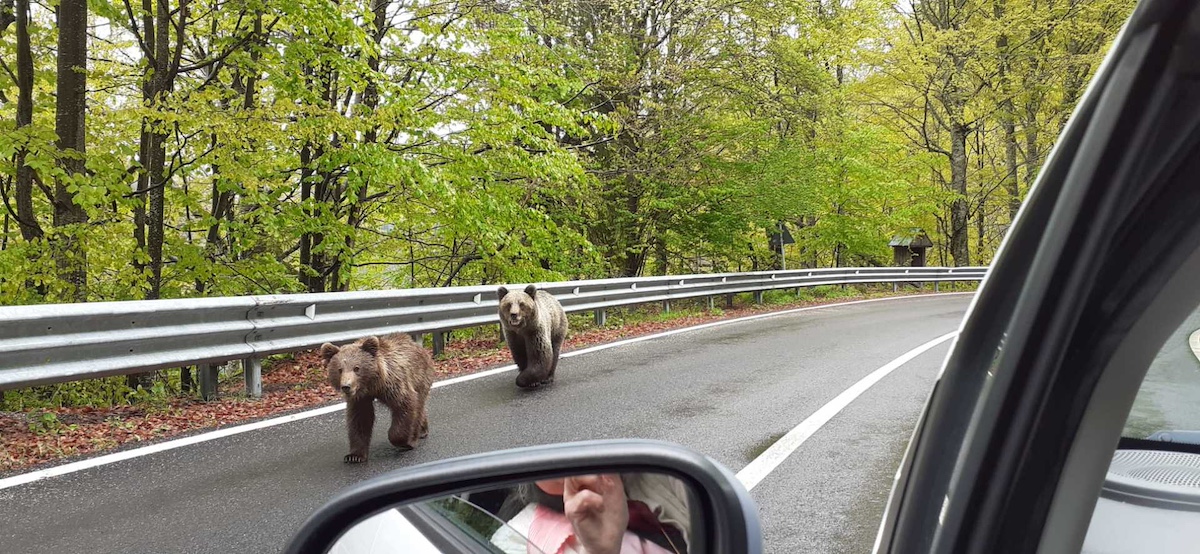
[725,293,734,308]
[243,357,262,398]
[935,281,940,292]
[594,309,607,327]
[662,300,671,313]
[753,291,764,304]
[410,333,425,346]
[433,332,446,357]
[199,364,220,401]
[707,296,715,310]
[893,282,898,293]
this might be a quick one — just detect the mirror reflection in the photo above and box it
[331,472,699,554]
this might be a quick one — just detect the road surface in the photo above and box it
[0,294,970,554]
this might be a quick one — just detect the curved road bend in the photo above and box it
[0,293,971,554]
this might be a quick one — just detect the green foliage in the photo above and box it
[0,0,1133,403]
[1,374,177,411]
[26,411,63,435]
[0,0,1134,297]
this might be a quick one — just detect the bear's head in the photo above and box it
[497,284,539,330]
[321,336,387,398]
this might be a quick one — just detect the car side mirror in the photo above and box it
[283,439,762,554]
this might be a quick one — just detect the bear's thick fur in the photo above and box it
[497,284,568,388]
[320,333,434,463]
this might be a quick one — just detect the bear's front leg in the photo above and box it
[345,398,375,463]
[505,330,528,371]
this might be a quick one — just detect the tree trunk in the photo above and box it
[654,237,668,275]
[995,0,1020,224]
[1020,0,1045,206]
[309,170,330,293]
[621,246,646,277]
[1025,105,1041,190]
[976,209,986,263]
[180,366,193,393]
[53,0,90,301]
[949,122,970,267]
[13,0,41,242]
[617,185,644,277]
[339,0,389,292]
[145,128,167,300]
[298,143,314,290]
[131,0,184,388]
[132,0,153,284]
[144,0,179,301]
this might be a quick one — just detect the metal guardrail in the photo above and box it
[0,266,986,395]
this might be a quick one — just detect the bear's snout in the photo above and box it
[340,385,351,394]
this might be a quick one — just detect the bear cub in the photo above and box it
[498,284,568,388]
[321,333,434,463]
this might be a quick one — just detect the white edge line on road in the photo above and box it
[1,292,970,491]
[735,331,958,491]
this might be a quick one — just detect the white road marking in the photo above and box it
[0,293,969,491]
[736,331,958,491]
[0,403,346,491]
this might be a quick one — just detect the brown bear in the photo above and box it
[320,333,434,463]
[498,284,568,388]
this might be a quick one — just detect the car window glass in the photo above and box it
[1122,307,1200,442]
[1080,304,1200,554]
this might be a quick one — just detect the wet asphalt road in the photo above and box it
[1125,307,1200,439]
[0,294,971,554]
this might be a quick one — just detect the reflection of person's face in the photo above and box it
[535,479,565,495]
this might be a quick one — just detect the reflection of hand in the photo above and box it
[563,474,628,554]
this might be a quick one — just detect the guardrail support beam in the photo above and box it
[243,357,262,399]
[754,291,764,304]
[199,364,219,401]
[893,282,899,293]
[707,296,715,311]
[410,333,424,346]
[935,281,940,292]
[725,293,734,308]
[594,309,607,327]
[662,300,671,313]
[433,332,446,357]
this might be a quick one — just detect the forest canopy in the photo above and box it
[0,0,1134,304]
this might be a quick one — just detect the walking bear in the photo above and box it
[498,284,568,388]
[320,333,434,463]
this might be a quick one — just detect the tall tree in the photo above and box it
[53,0,89,299]
[12,0,41,242]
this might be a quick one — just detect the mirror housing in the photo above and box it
[283,439,762,554]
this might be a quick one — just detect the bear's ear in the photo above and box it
[524,284,538,298]
[361,336,380,356]
[320,343,339,361]
[497,286,509,300]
